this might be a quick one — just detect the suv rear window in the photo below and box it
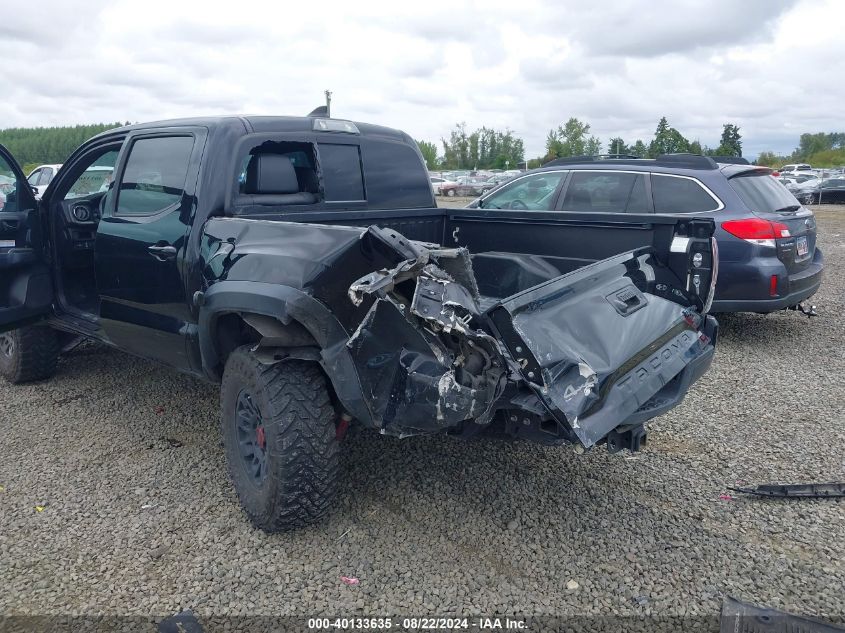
[729,172,801,213]
[652,174,720,213]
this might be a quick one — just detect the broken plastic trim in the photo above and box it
[728,482,845,498]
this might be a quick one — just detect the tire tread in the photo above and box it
[221,346,339,531]
[0,326,60,384]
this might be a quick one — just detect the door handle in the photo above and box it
[148,244,177,261]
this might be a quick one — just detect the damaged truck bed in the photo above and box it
[201,214,718,452]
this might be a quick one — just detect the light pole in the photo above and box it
[325,90,332,118]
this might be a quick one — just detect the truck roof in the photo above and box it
[97,115,412,144]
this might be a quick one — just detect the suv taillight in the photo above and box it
[721,218,791,248]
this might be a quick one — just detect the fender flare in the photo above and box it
[198,280,374,425]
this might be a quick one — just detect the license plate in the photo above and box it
[796,236,809,257]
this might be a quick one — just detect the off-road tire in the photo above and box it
[220,346,339,531]
[0,326,61,384]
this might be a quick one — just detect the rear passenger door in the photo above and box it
[95,127,207,369]
[557,171,652,213]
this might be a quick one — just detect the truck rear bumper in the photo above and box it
[621,315,717,426]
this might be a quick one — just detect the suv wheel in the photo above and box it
[220,346,339,531]
[446,188,456,197]
[0,326,61,384]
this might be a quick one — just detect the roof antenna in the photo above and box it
[308,90,332,118]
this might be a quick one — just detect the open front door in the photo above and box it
[0,144,54,332]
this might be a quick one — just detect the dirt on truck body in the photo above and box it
[0,113,717,530]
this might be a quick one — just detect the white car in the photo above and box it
[778,164,814,177]
[27,163,62,198]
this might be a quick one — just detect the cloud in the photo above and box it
[0,0,841,160]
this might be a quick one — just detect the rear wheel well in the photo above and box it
[213,312,319,367]
[211,311,340,409]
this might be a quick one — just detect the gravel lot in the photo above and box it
[1,204,843,624]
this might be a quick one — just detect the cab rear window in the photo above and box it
[729,172,801,214]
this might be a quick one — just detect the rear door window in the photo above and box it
[652,174,721,213]
[318,144,365,202]
[117,136,194,215]
[560,171,650,213]
[729,172,801,213]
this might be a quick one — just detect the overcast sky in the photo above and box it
[1,0,842,159]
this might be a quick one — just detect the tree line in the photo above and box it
[0,123,125,173]
[419,116,744,171]
[756,132,845,168]
[2,119,841,176]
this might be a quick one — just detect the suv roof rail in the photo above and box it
[543,155,600,165]
[543,154,644,166]
[710,156,750,165]
[543,153,718,170]
[603,153,642,160]
[655,153,718,170]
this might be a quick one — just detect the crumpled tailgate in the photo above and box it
[487,249,716,448]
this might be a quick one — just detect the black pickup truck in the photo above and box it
[0,115,718,531]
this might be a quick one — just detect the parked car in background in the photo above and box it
[0,174,14,211]
[779,163,814,177]
[27,163,62,199]
[469,154,823,314]
[482,174,513,190]
[778,174,818,194]
[792,177,845,205]
[429,175,457,196]
[452,176,492,196]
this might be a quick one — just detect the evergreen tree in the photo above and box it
[714,124,742,156]
[0,123,125,166]
[648,117,691,156]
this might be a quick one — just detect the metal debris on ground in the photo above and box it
[721,596,845,632]
[728,482,845,498]
[158,610,205,633]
